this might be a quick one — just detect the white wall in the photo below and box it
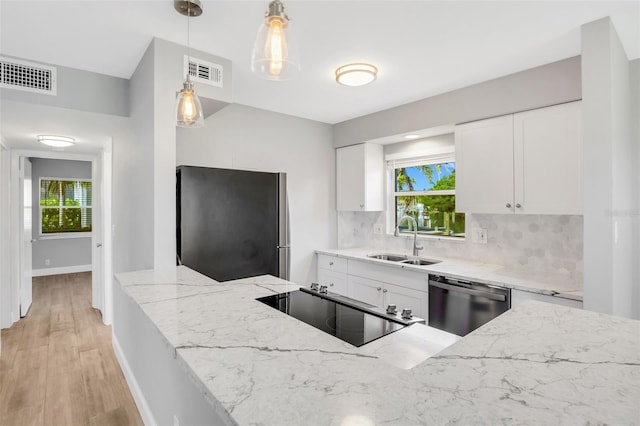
[0,140,9,350]
[30,158,92,272]
[632,58,640,318]
[177,103,336,285]
[582,18,638,319]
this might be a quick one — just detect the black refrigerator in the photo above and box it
[176,166,290,282]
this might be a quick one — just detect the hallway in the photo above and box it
[0,273,143,425]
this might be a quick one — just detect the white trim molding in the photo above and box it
[32,264,92,277]
[112,334,156,426]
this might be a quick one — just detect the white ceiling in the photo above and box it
[1,0,639,126]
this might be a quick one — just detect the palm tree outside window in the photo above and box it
[39,178,92,234]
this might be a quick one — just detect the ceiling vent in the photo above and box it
[184,56,223,88]
[0,56,57,96]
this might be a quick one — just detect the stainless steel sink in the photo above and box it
[366,253,441,266]
[399,258,441,266]
[366,253,408,262]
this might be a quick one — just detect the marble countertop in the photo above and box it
[116,266,638,425]
[316,248,583,301]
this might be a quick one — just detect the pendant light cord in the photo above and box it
[186,2,191,82]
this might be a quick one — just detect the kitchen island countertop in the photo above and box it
[115,266,639,425]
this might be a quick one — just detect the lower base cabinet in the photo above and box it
[317,268,348,296]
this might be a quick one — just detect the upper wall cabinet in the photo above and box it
[455,101,582,215]
[336,143,384,211]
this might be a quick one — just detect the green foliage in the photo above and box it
[40,179,92,233]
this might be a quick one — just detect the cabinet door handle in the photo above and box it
[329,261,334,266]
[329,283,334,286]
[376,287,382,291]
[360,204,365,208]
[383,289,388,293]
[515,203,522,208]
[506,203,512,208]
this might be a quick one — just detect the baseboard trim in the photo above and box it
[32,264,92,277]
[112,334,156,426]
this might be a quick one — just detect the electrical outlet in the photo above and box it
[471,228,488,244]
[45,259,50,266]
[373,224,383,235]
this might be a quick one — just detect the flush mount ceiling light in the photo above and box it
[174,0,204,128]
[37,135,75,148]
[335,63,378,87]
[251,0,300,81]
[404,134,421,140]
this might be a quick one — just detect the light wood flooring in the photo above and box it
[0,272,143,426]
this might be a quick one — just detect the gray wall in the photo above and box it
[582,18,638,319]
[333,56,581,147]
[176,103,336,285]
[30,158,92,270]
[632,58,640,320]
[0,56,129,117]
[112,38,233,274]
[112,42,155,274]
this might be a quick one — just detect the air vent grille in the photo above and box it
[0,56,57,96]
[184,56,223,88]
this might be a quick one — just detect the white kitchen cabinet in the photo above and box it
[455,114,514,214]
[511,289,583,309]
[383,282,428,319]
[336,143,384,211]
[316,254,348,296]
[455,101,582,215]
[347,259,429,319]
[317,268,348,296]
[348,275,385,308]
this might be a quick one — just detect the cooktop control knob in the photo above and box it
[401,308,413,319]
[310,282,319,291]
[386,304,398,315]
[319,285,328,294]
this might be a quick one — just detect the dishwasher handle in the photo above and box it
[429,280,507,302]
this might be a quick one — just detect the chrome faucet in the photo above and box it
[395,215,423,256]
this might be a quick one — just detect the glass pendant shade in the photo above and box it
[251,0,300,81]
[175,80,204,128]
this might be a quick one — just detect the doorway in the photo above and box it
[2,146,113,329]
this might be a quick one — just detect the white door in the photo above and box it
[383,282,429,319]
[455,114,515,214]
[347,275,384,308]
[20,157,32,317]
[92,158,102,312]
[513,101,582,215]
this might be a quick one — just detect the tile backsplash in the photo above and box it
[337,212,583,282]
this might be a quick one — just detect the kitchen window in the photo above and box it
[388,155,465,238]
[39,178,92,235]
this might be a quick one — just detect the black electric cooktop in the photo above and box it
[257,290,406,347]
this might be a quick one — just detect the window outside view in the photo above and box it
[40,179,92,234]
[394,161,465,238]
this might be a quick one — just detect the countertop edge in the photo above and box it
[315,248,583,302]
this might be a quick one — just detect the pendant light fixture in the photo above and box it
[175,0,204,128]
[251,0,300,81]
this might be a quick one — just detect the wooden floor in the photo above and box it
[0,273,143,426]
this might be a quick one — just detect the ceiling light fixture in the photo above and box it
[37,135,75,148]
[404,134,421,140]
[251,0,300,81]
[335,63,378,87]
[175,0,204,128]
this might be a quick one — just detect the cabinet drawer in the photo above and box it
[317,254,347,273]
[347,259,427,292]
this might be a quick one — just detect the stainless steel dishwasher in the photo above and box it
[428,275,511,336]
